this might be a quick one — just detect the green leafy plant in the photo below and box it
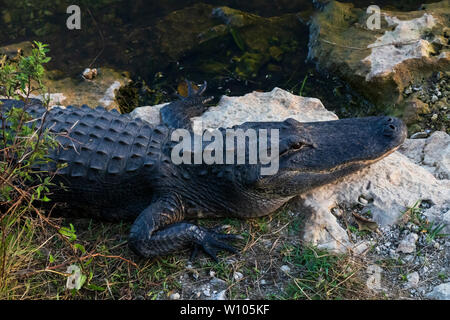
[281,245,367,300]
[403,200,449,243]
[298,74,308,96]
[0,41,57,297]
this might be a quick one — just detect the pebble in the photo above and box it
[406,272,420,288]
[397,233,418,253]
[366,265,383,291]
[203,287,211,297]
[406,222,419,232]
[358,195,369,205]
[214,290,227,300]
[280,265,291,273]
[233,272,244,281]
[404,86,412,95]
[403,255,414,263]
[427,283,450,300]
[170,293,181,300]
[421,266,429,274]
[331,207,342,217]
[431,113,438,121]
[352,241,372,255]
[410,132,428,139]
[389,249,399,259]
[82,68,98,80]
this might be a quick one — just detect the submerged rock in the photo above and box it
[41,67,131,111]
[0,41,131,111]
[308,0,450,113]
[82,68,98,81]
[147,3,307,79]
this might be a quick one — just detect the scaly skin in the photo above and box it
[0,82,407,261]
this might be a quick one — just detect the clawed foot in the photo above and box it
[177,80,213,104]
[191,225,243,262]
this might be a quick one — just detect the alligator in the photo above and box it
[0,82,407,261]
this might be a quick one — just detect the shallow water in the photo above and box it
[0,0,443,117]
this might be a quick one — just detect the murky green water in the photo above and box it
[0,0,442,117]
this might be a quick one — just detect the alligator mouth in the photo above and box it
[297,144,402,175]
[259,143,403,188]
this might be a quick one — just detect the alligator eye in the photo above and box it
[291,142,303,150]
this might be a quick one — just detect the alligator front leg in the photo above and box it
[160,80,213,130]
[128,193,239,261]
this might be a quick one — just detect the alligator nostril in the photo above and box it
[383,122,397,137]
[387,117,393,122]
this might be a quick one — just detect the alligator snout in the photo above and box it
[382,117,407,139]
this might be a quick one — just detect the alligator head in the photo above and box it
[249,116,407,197]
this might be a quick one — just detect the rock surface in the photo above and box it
[406,272,420,289]
[41,67,131,111]
[298,151,449,251]
[363,13,439,82]
[194,88,338,128]
[399,131,450,180]
[119,2,308,81]
[426,282,450,300]
[132,87,450,252]
[397,233,419,254]
[130,103,166,125]
[131,87,337,127]
[307,0,450,109]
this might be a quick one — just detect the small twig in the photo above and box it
[86,7,105,68]
[320,38,421,50]
[105,279,114,299]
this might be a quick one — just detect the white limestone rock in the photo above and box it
[363,14,437,81]
[307,1,450,106]
[366,264,383,291]
[427,282,450,300]
[194,87,338,129]
[406,272,420,289]
[169,292,181,300]
[397,233,419,254]
[299,150,449,252]
[422,131,450,180]
[130,103,166,125]
[99,81,122,108]
[399,131,450,180]
[130,87,337,127]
